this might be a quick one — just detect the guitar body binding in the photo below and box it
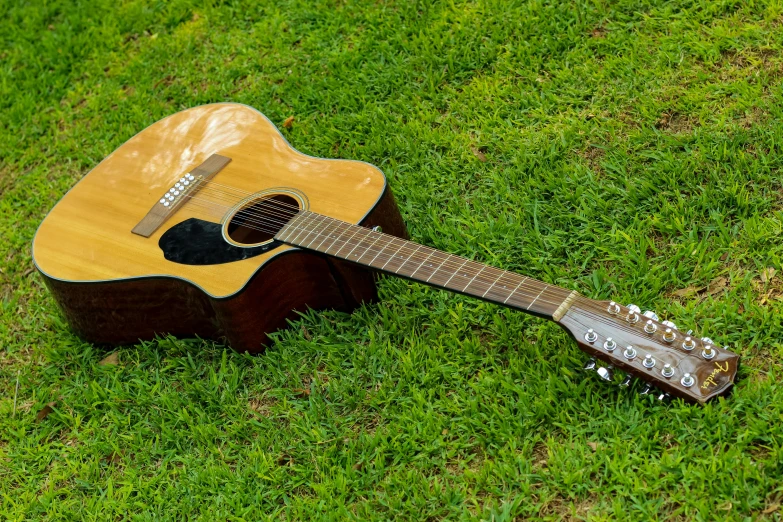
[31,103,740,402]
[32,103,408,352]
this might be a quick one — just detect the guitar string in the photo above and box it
[168,178,701,333]
[278,216,669,338]
[174,189,559,295]
[161,194,689,342]
[167,177,305,215]
[175,193,640,322]
[165,182,679,332]
[173,195,574,309]
[184,201,575,311]
[181,191,573,306]
[176,195,652,326]
[181,199,661,337]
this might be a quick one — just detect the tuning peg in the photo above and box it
[639,383,654,396]
[619,375,633,387]
[596,365,614,382]
[583,358,597,371]
[643,310,659,321]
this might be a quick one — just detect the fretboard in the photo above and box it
[275,211,573,319]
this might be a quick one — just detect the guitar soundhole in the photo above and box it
[225,194,300,246]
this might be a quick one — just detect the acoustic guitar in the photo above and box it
[32,103,739,404]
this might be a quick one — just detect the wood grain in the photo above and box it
[33,103,387,297]
[131,154,231,237]
[39,188,406,353]
[558,298,739,403]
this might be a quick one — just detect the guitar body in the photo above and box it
[33,103,740,402]
[33,103,407,352]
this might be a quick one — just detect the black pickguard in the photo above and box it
[159,218,279,265]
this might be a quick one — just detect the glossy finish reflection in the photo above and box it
[33,103,387,297]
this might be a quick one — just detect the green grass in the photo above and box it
[2,0,783,519]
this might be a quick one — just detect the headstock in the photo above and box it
[558,298,739,404]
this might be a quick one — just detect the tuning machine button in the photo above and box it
[627,304,641,314]
[663,328,676,343]
[643,310,659,321]
[682,336,696,351]
[596,365,614,382]
[662,320,677,330]
[644,320,657,334]
[701,336,714,345]
[603,337,616,351]
[661,364,674,378]
[623,346,637,360]
[619,375,633,387]
[702,345,716,360]
[583,358,597,371]
[642,354,656,368]
[681,373,695,388]
[657,392,671,401]
[584,329,598,343]
[639,383,654,396]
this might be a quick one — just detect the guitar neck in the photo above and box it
[276,211,576,320]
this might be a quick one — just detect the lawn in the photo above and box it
[2,0,783,519]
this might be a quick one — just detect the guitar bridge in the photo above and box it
[131,154,231,237]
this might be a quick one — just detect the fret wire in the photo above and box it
[474,265,522,295]
[442,259,468,287]
[483,275,525,301]
[299,214,323,245]
[355,228,387,263]
[451,258,507,294]
[462,265,486,292]
[285,213,313,244]
[409,248,436,278]
[379,239,407,270]
[459,265,547,307]
[332,221,366,257]
[311,214,342,251]
[482,271,506,298]
[426,251,452,283]
[342,224,374,259]
[323,219,354,256]
[276,220,292,242]
[349,226,384,261]
[526,285,548,310]
[279,211,304,241]
[503,278,526,304]
[303,213,329,248]
[302,213,326,245]
[366,233,397,265]
[396,244,422,274]
[280,214,570,311]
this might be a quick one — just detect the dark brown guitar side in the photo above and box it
[33,103,739,403]
[41,187,407,351]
